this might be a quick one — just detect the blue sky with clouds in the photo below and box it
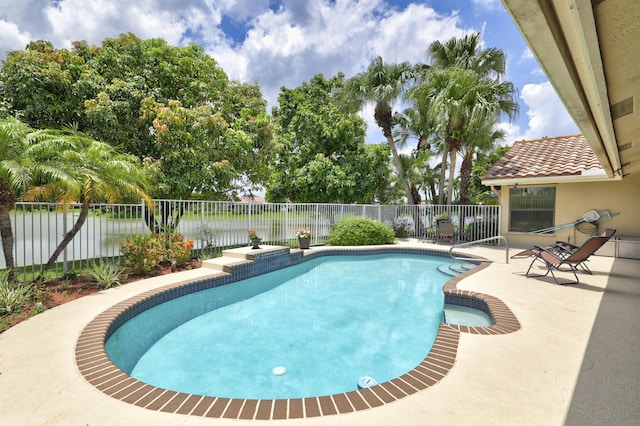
[0,0,578,150]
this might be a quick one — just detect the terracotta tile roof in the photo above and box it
[482,134,603,181]
[237,196,267,203]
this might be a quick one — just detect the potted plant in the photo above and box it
[296,228,312,249]
[248,229,261,249]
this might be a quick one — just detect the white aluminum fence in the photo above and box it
[2,200,500,279]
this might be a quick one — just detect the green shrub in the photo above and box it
[120,234,164,274]
[326,218,395,246]
[0,272,33,315]
[120,232,194,274]
[89,261,125,289]
[163,232,194,267]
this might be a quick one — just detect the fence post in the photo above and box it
[140,199,146,236]
[314,204,320,244]
[62,204,68,275]
[248,203,253,240]
[497,204,502,244]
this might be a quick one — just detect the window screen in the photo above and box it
[509,187,555,232]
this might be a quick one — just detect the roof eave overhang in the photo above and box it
[501,0,623,178]
[482,172,619,187]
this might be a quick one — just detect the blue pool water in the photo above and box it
[443,304,493,326]
[106,253,458,399]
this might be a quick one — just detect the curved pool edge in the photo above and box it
[75,246,520,420]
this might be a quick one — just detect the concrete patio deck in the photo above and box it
[1,240,638,425]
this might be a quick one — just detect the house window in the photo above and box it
[509,187,555,232]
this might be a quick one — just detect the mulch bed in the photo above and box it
[1,259,201,333]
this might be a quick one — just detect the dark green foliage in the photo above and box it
[267,73,394,203]
[326,218,395,246]
[0,34,274,201]
[468,146,510,204]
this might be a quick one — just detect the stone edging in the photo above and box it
[75,246,520,420]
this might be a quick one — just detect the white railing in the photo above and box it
[2,200,500,279]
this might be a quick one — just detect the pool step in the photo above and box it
[437,263,477,277]
[201,256,247,272]
[202,245,289,272]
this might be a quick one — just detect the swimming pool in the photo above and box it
[76,246,520,420]
[106,253,454,399]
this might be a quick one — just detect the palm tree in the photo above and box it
[23,134,152,279]
[398,153,422,205]
[418,158,441,204]
[428,32,506,79]
[0,118,33,278]
[458,121,506,204]
[342,57,417,204]
[424,33,518,205]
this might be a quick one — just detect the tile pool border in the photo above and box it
[75,246,520,420]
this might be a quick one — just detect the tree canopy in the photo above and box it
[267,74,396,203]
[0,34,274,200]
[0,32,518,208]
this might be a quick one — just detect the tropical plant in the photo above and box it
[0,271,33,315]
[422,33,519,206]
[342,57,417,204]
[22,132,152,280]
[458,121,506,204]
[0,117,33,278]
[163,232,194,267]
[0,118,86,279]
[88,261,124,289]
[120,234,165,274]
[468,146,510,204]
[326,218,395,246]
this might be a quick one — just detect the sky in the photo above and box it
[0,0,579,150]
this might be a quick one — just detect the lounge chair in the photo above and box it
[434,221,455,244]
[525,228,616,284]
[513,228,616,268]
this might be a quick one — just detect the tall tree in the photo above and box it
[0,34,274,203]
[268,74,393,203]
[428,33,506,79]
[0,41,86,129]
[342,57,417,204]
[424,33,518,205]
[458,121,506,204]
[469,145,510,205]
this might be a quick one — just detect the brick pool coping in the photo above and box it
[75,246,520,420]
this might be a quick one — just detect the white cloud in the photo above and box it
[501,81,578,144]
[221,0,270,21]
[471,0,501,11]
[376,5,467,65]
[0,19,32,55]
[213,0,473,134]
[520,46,534,61]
